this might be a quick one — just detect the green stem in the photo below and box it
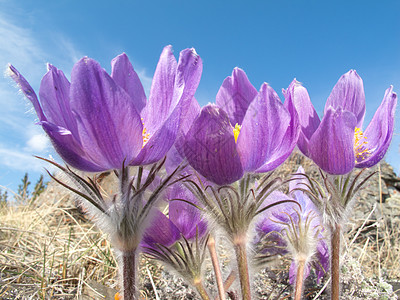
[234,235,251,300]
[331,223,341,300]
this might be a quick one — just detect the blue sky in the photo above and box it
[1,0,399,193]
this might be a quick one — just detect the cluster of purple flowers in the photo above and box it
[9,45,397,300]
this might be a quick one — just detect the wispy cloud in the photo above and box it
[0,12,55,176]
[0,145,49,172]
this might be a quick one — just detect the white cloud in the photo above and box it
[55,37,84,70]
[0,146,48,172]
[0,12,62,177]
[26,133,50,152]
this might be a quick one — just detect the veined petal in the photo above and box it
[171,48,203,120]
[131,102,181,165]
[315,240,330,283]
[8,65,46,122]
[168,184,207,240]
[70,57,143,170]
[254,82,301,173]
[308,107,357,175]
[40,121,104,172]
[141,210,181,250]
[111,53,147,114]
[288,166,307,198]
[356,86,397,168]
[183,105,243,185]
[141,45,177,134]
[237,83,290,172]
[324,70,365,127]
[135,48,203,165]
[39,65,78,138]
[216,67,258,125]
[135,48,202,163]
[287,79,320,157]
[175,96,201,153]
[165,97,201,173]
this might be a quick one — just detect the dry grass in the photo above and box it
[0,189,118,299]
[347,202,400,280]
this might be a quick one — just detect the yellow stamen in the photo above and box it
[354,127,370,162]
[141,118,151,148]
[233,123,242,143]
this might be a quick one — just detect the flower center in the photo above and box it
[141,118,151,148]
[354,127,370,162]
[233,123,242,143]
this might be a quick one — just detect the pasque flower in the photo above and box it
[289,70,397,175]
[8,45,202,171]
[142,183,210,300]
[9,46,202,300]
[142,183,208,251]
[256,167,329,284]
[183,68,300,185]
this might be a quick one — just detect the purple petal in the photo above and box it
[288,166,307,195]
[132,48,202,166]
[163,98,200,174]
[216,68,258,125]
[308,107,357,175]
[141,45,177,134]
[324,70,365,127]
[8,64,46,122]
[258,190,296,231]
[255,83,301,173]
[237,83,291,172]
[39,65,79,138]
[174,96,201,155]
[165,145,184,174]
[111,53,147,114]
[287,80,320,157]
[40,121,104,172]
[315,240,329,283]
[172,48,203,119]
[356,86,397,168]
[141,210,181,251]
[70,57,143,170]
[131,105,181,165]
[184,105,243,185]
[168,184,207,239]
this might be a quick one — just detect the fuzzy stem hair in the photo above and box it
[294,258,306,300]
[207,235,226,300]
[331,223,341,300]
[234,234,252,300]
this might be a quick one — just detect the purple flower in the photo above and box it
[141,183,207,251]
[256,167,329,283]
[183,68,299,185]
[288,71,397,175]
[8,46,202,172]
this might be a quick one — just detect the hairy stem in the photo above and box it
[234,235,251,300]
[193,278,211,300]
[294,259,306,300]
[121,249,138,300]
[331,223,341,300]
[216,271,236,300]
[207,236,226,300]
